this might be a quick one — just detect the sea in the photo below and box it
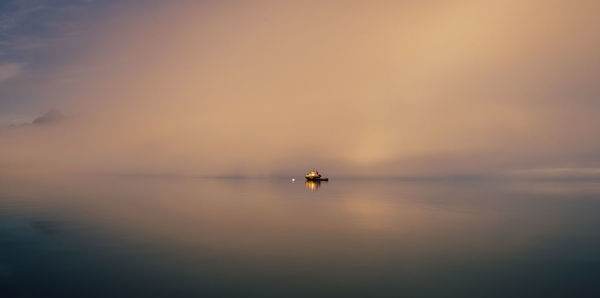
[1,175,599,297]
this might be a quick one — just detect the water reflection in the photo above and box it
[305,180,326,191]
[1,176,600,297]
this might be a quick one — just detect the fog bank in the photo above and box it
[1,0,600,178]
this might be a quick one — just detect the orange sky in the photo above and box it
[1,0,599,178]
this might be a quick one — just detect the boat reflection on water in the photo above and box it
[305,180,327,192]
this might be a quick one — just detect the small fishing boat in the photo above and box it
[305,169,329,181]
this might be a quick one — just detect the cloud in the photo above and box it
[0,62,23,81]
[1,0,600,177]
[32,109,64,125]
[0,0,104,64]
[506,168,600,180]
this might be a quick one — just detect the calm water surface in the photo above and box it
[1,175,600,297]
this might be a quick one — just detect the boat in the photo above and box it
[305,169,329,181]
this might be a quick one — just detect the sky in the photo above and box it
[0,0,599,178]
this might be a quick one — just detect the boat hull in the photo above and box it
[305,177,328,181]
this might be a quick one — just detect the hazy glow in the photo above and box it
[1,0,599,177]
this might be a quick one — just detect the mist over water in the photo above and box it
[1,0,600,178]
[1,1,600,296]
